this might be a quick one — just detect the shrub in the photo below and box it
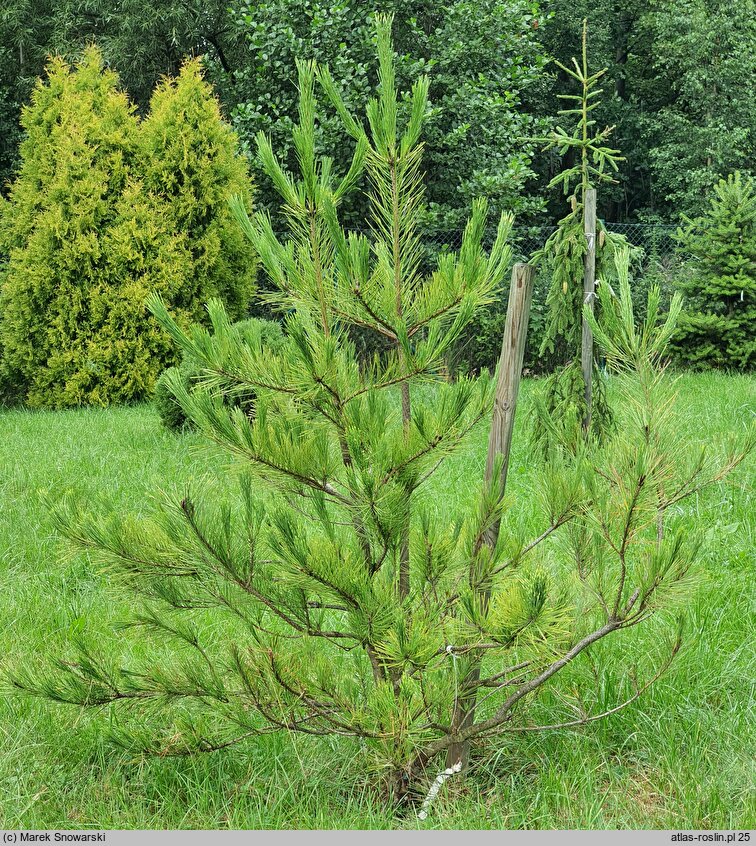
[152,365,189,432]
[0,51,255,408]
[135,59,256,325]
[154,317,287,432]
[671,171,756,370]
[0,48,137,407]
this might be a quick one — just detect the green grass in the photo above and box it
[0,372,754,829]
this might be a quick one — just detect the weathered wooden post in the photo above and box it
[446,261,535,770]
[581,188,597,432]
[483,262,536,545]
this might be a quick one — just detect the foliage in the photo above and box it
[134,58,256,328]
[45,0,245,111]
[444,296,511,377]
[154,317,287,432]
[229,0,548,228]
[0,48,138,407]
[2,0,755,226]
[152,366,188,432]
[0,0,56,188]
[10,21,751,809]
[536,214,627,360]
[397,0,549,230]
[530,358,611,452]
[0,51,254,408]
[635,0,756,219]
[533,0,756,222]
[670,172,756,370]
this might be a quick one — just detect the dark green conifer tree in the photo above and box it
[672,172,755,370]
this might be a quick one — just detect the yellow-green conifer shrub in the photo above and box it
[0,53,255,408]
[126,57,256,344]
[0,48,137,407]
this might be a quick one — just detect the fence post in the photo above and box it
[582,188,597,432]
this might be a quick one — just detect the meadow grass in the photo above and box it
[0,372,753,829]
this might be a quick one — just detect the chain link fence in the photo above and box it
[259,221,683,371]
[408,222,680,263]
[516,222,678,261]
[270,222,679,262]
[373,222,681,277]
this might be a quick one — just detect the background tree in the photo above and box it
[534,0,756,222]
[0,0,58,187]
[45,0,245,110]
[533,0,644,221]
[3,0,755,227]
[634,0,756,220]
[229,0,548,228]
[671,172,756,370]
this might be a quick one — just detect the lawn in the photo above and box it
[0,372,754,829]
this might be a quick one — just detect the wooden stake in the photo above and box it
[445,262,535,770]
[483,262,536,546]
[582,187,597,432]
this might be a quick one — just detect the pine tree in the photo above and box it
[0,52,255,407]
[671,172,756,370]
[10,19,751,806]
